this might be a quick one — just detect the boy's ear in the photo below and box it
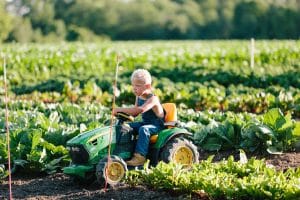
[145,84,151,89]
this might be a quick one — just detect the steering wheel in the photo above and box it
[115,112,134,122]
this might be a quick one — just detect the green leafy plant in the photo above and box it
[126,156,300,199]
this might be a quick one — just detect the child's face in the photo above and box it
[131,78,150,96]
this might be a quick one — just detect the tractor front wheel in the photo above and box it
[96,155,127,186]
[72,171,96,185]
[159,137,199,165]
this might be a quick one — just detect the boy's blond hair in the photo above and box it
[131,69,152,84]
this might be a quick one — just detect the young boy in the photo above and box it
[113,69,165,166]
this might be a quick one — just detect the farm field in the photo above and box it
[1,40,300,199]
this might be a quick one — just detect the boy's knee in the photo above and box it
[138,126,150,136]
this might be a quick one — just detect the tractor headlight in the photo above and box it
[69,145,89,164]
[71,146,81,152]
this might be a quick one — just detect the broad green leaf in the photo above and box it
[31,129,42,149]
[43,155,68,174]
[41,140,68,155]
[292,122,300,137]
[277,112,294,133]
[36,113,50,130]
[254,124,274,139]
[202,137,222,151]
[193,129,208,144]
[262,108,285,130]
[214,123,234,145]
[0,135,7,162]
[240,139,259,152]
[224,121,236,141]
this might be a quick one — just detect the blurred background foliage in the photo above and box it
[0,0,299,43]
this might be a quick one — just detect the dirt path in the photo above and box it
[1,152,299,200]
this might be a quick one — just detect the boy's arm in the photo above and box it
[113,96,161,117]
[113,96,141,117]
[138,96,164,119]
[113,106,142,117]
[138,96,158,113]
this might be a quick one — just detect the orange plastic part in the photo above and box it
[162,103,177,122]
[150,135,158,144]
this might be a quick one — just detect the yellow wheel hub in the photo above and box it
[107,162,125,183]
[173,146,193,165]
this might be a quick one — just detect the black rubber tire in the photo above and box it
[159,137,199,165]
[96,155,127,186]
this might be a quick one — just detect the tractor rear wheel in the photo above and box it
[96,155,127,186]
[159,137,199,165]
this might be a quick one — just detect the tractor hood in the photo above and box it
[66,126,117,146]
[66,125,118,165]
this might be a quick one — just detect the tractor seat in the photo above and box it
[162,103,178,128]
[150,103,178,144]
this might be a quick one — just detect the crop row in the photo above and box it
[1,41,299,117]
[8,78,300,118]
[126,156,300,199]
[1,40,299,88]
[0,101,299,177]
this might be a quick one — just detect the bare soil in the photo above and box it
[1,151,300,200]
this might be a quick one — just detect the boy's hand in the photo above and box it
[113,85,120,97]
[112,108,120,116]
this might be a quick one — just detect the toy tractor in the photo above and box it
[63,103,199,186]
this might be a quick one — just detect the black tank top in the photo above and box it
[137,94,164,126]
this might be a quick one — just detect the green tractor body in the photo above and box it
[63,111,199,185]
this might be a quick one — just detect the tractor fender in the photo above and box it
[162,131,192,148]
[158,128,192,149]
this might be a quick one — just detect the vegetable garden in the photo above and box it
[0,40,300,199]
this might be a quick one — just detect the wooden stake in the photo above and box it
[3,55,13,200]
[104,55,121,190]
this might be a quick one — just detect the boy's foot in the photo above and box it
[126,153,146,166]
